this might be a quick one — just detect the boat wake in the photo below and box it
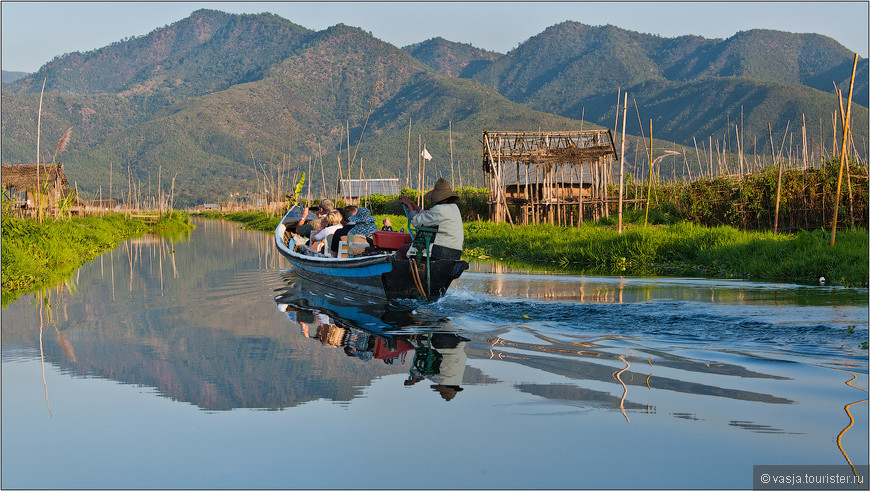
[421,286,868,368]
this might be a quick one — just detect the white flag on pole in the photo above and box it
[421,147,432,161]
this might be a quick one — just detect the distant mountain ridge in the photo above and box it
[2,70,30,83]
[403,21,867,151]
[402,37,502,78]
[462,22,867,115]
[1,10,866,206]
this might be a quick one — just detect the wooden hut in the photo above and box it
[89,199,118,210]
[1,163,70,216]
[482,130,617,225]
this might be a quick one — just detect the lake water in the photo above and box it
[2,218,868,489]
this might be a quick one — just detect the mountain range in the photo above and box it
[2,9,866,206]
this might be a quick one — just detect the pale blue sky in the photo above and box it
[1,1,868,73]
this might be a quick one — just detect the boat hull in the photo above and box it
[275,210,467,301]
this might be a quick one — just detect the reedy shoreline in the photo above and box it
[196,210,868,287]
[1,213,194,305]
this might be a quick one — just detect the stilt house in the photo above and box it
[483,130,617,225]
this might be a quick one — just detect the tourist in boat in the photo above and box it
[346,206,377,238]
[310,210,343,253]
[281,206,317,246]
[398,178,464,260]
[296,199,335,238]
[329,205,359,256]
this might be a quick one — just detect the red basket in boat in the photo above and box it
[373,231,412,250]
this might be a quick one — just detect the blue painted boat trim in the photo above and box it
[291,260,392,277]
[275,210,394,278]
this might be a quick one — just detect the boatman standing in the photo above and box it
[399,178,464,261]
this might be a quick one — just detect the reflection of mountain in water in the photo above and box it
[46,324,410,410]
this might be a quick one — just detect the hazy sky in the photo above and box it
[1,1,868,73]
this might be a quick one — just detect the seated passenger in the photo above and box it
[330,206,359,256]
[398,178,463,261]
[310,210,343,253]
[297,199,334,237]
[346,207,377,239]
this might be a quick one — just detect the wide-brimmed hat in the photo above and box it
[424,178,458,204]
[431,384,463,401]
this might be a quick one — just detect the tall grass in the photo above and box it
[464,218,868,286]
[2,212,193,304]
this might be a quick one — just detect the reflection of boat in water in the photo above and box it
[275,270,469,400]
[274,206,468,301]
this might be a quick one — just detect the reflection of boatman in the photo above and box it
[405,333,468,401]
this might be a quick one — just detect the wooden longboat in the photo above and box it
[274,207,468,302]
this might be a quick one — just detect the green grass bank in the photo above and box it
[2,212,194,305]
[197,210,868,287]
[464,220,868,287]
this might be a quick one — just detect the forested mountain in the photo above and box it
[7,10,313,115]
[2,10,866,206]
[1,11,588,206]
[402,37,502,78]
[452,22,868,147]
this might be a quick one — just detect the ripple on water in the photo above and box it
[424,278,868,370]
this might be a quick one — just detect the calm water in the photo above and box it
[2,218,867,489]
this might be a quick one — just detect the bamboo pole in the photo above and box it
[157,165,162,214]
[418,135,422,208]
[740,104,746,177]
[568,162,574,227]
[449,120,455,188]
[36,78,46,223]
[832,53,859,248]
[770,123,783,235]
[709,136,713,177]
[319,143,327,199]
[484,135,513,227]
[835,88,855,231]
[644,119,653,226]
[406,117,412,189]
[127,162,132,218]
[347,120,351,192]
[525,163,531,226]
[682,149,690,181]
[337,155,344,204]
[802,114,808,170]
[726,113,731,173]
[618,92,628,234]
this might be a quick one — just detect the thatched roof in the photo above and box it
[1,164,69,191]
